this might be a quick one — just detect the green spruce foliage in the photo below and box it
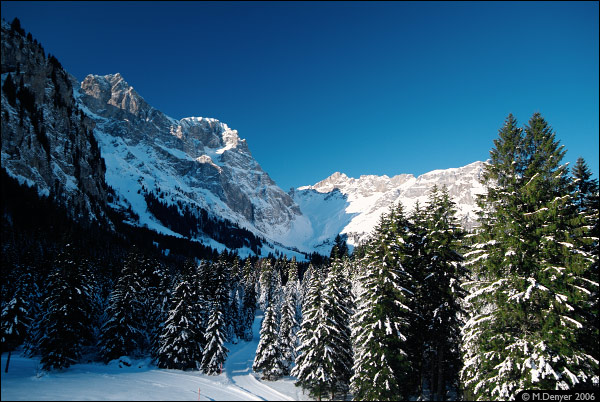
[350,205,413,401]
[461,113,598,400]
[292,265,329,401]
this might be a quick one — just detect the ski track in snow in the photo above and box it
[0,312,309,401]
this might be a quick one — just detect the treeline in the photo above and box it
[1,168,313,372]
[143,190,263,253]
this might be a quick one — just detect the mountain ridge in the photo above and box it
[2,18,487,259]
[292,160,487,252]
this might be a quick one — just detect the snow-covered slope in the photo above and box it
[0,311,310,401]
[292,161,487,251]
[76,73,312,255]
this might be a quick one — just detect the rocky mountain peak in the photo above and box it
[81,73,148,117]
[300,171,352,192]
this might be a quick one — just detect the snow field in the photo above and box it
[1,313,311,401]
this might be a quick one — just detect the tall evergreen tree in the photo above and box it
[253,303,285,380]
[330,234,349,259]
[200,303,229,375]
[241,278,257,342]
[279,284,300,375]
[98,254,144,362]
[156,278,203,370]
[1,280,31,373]
[38,243,94,370]
[292,265,330,401]
[419,186,466,400]
[461,113,598,400]
[402,200,430,397]
[350,205,413,401]
[321,257,354,398]
[287,257,302,323]
[570,157,599,370]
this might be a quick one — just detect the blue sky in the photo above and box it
[2,1,598,190]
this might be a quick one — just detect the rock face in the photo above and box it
[1,20,110,222]
[292,161,487,250]
[77,73,306,245]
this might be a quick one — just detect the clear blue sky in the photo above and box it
[2,1,598,190]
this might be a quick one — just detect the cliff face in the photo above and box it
[1,20,110,222]
[77,73,306,244]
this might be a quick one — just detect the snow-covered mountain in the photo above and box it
[292,161,487,253]
[2,19,488,258]
[76,72,311,255]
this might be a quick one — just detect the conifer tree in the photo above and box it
[570,157,599,369]
[258,258,275,310]
[200,303,229,375]
[98,254,144,362]
[330,234,349,259]
[213,255,234,342]
[241,279,257,341]
[1,280,31,373]
[287,257,302,323]
[292,266,329,401]
[253,303,285,380]
[419,186,466,400]
[401,200,430,396]
[350,204,413,401]
[99,253,146,363]
[38,244,94,370]
[321,257,354,398]
[231,287,243,343]
[156,278,203,370]
[136,254,170,354]
[279,284,299,375]
[461,113,598,400]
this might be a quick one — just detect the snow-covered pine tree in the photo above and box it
[279,284,299,375]
[402,200,430,397]
[156,277,203,370]
[461,113,599,400]
[242,258,255,286]
[419,186,466,400]
[258,258,274,310]
[214,254,234,342]
[287,256,302,323]
[253,303,285,380]
[241,278,257,341]
[131,253,170,354]
[142,257,171,358]
[200,303,229,375]
[38,243,94,370]
[1,279,31,372]
[292,265,330,401]
[350,204,413,401]
[231,287,242,343]
[98,257,144,362]
[321,256,354,398]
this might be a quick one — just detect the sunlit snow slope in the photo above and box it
[292,161,487,252]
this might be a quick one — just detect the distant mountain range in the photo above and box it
[1,19,487,258]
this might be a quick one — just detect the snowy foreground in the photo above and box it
[1,313,311,401]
